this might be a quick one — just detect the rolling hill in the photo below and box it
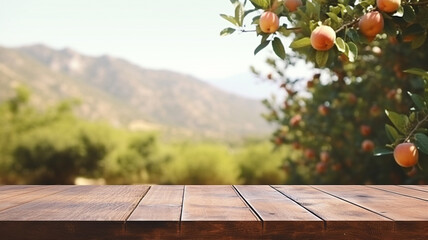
[0,45,271,138]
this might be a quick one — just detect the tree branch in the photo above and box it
[335,18,360,33]
[404,114,428,143]
[240,27,302,33]
[335,7,379,34]
[240,29,256,32]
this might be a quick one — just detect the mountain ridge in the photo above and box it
[0,44,271,138]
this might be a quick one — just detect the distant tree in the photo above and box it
[0,87,159,184]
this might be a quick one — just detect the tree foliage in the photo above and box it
[222,0,428,184]
[0,87,286,184]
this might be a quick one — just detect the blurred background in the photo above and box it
[1,0,427,185]
[0,0,292,185]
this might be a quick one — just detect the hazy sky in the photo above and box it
[0,0,268,77]
[0,0,310,99]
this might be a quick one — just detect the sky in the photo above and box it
[0,0,309,99]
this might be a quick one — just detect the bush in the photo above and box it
[237,141,286,184]
[161,143,241,184]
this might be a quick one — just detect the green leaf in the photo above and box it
[249,0,270,9]
[404,68,428,79]
[329,5,341,15]
[335,37,346,53]
[326,12,340,23]
[374,147,393,157]
[254,40,270,55]
[235,3,244,26]
[408,92,426,110]
[315,51,329,67]
[306,0,320,19]
[273,4,284,15]
[345,5,354,16]
[403,5,416,23]
[220,14,239,26]
[409,112,416,122]
[415,133,428,155]
[385,124,401,142]
[290,37,311,49]
[347,42,358,62]
[411,33,427,49]
[220,28,236,36]
[385,110,409,135]
[272,37,286,60]
[346,29,359,42]
[252,15,260,25]
[278,25,291,36]
[354,4,365,16]
[260,33,270,43]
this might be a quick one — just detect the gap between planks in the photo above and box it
[368,185,428,202]
[270,185,327,230]
[310,185,395,222]
[179,185,186,233]
[124,185,151,222]
[232,185,263,222]
[398,185,428,193]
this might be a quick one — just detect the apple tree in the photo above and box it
[221,0,428,184]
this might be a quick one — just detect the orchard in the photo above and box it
[221,0,428,184]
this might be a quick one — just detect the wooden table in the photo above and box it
[0,185,428,239]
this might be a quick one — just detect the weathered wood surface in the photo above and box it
[0,185,427,240]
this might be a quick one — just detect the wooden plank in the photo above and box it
[401,185,428,193]
[180,185,261,239]
[1,185,428,240]
[0,185,48,201]
[314,185,428,220]
[0,185,149,240]
[235,185,322,239]
[274,185,392,240]
[128,185,183,221]
[275,185,391,221]
[126,185,183,239]
[370,185,428,201]
[0,185,72,212]
[0,185,148,220]
[315,185,428,239]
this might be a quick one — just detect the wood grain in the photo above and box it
[0,185,72,212]
[0,185,148,221]
[274,185,392,240]
[1,185,428,240]
[126,185,183,239]
[315,185,428,239]
[128,185,183,221]
[315,185,428,220]
[180,185,261,239]
[235,185,322,239]
[370,185,428,201]
[0,185,149,240]
[401,185,428,193]
[0,185,48,201]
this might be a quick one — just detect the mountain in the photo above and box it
[0,45,271,138]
